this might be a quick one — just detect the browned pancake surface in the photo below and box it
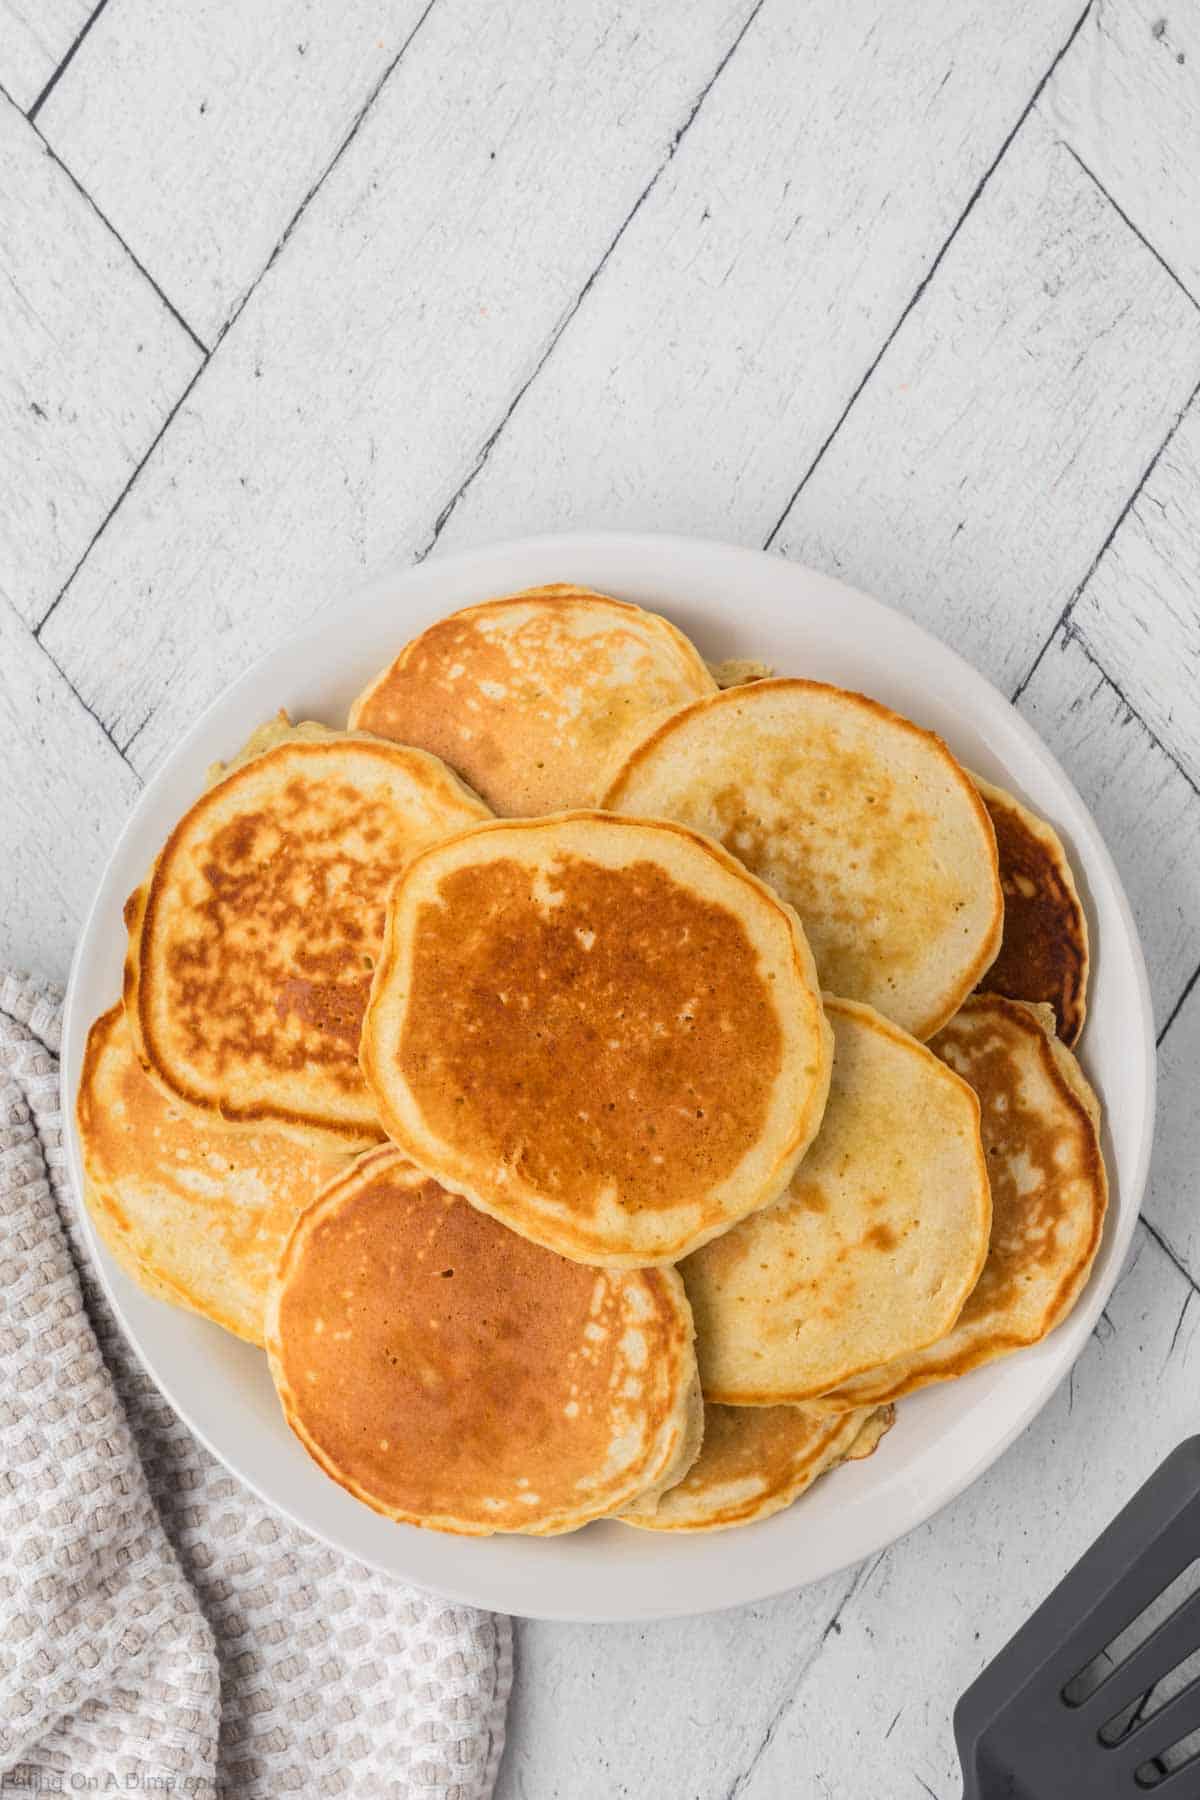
[975,780,1089,1045]
[268,1149,698,1534]
[400,853,782,1218]
[350,583,714,815]
[126,730,490,1150]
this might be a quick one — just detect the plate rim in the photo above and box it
[61,529,1156,1621]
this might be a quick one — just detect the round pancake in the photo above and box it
[266,1147,702,1536]
[682,996,990,1403]
[816,995,1107,1412]
[621,1401,892,1533]
[78,1004,333,1345]
[124,720,491,1155]
[602,678,1003,1040]
[348,583,715,816]
[360,811,833,1266]
[973,775,1089,1046]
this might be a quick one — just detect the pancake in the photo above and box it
[815,995,1107,1411]
[681,996,990,1404]
[266,1147,702,1536]
[973,775,1089,1046]
[602,678,1003,1039]
[360,811,833,1266]
[124,719,491,1155]
[348,583,715,816]
[621,1401,892,1533]
[78,1004,332,1344]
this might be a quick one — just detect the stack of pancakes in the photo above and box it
[79,582,1107,1538]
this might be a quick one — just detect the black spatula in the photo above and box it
[956,1438,1200,1797]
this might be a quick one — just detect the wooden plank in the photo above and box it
[39,0,762,778]
[434,0,1084,557]
[1072,397,1200,789]
[0,94,202,625]
[1146,974,1200,1284]
[1046,0,1200,303]
[774,111,1200,696]
[496,1566,858,1800]
[37,0,434,346]
[0,599,140,982]
[724,1226,1195,1799]
[1015,627,1200,1032]
[0,0,90,112]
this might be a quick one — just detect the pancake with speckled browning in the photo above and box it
[124,719,491,1155]
[814,995,1107,1412]
[266,1147,703,1536]
[682,996,990,1404]
[621,1401,893,1533]
[78,1004,332,1345]
[602,678,1003,1040]
[360,812,832,1266]
[973,775,1089,1046]
[348,583,716,815]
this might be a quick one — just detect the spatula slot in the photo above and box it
[1061,1555,1200,1708]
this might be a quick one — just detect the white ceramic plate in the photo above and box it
[62,533,1155,1622]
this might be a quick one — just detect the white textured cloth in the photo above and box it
[0,971,511,1799]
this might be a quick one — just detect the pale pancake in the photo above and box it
[817,996,1107,1411]
[603,678,1003,1039]
[348,583,715,816]
[266,1147,701,1536]
[622,1401,892,1533]
[78,1005,332,1345]
[360,812,833,1266]
[124,720,491,1155]
[973,775,1089,1046]
[682,996,990,1403]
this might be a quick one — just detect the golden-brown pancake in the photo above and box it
[621,1401,893,1533]
[815,996,1107,1411]
[682,996,990,1403]
[124,719,491,1155]
[973,775,1089,1046]
[78,1004,332,1345]
[602,678,1003,1040]
[348,583,715,816]
[360,812,833,1266]
[266,1147,701,1536]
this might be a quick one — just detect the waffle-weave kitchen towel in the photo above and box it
[0,970,511,1800]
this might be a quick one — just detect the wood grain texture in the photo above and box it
[1146,975,1200,1287]
[0,600,140,982]
[434,0,1084,555]
[38,0,760,779]
[774,110,1200,695]
[1015,627,1200,1032]
[1072,396,1200,789]
[494,1563,859,1800]
[0,94,202,625]
[0,0,91,111]
[37,0,433,345]
[1046,0,1200,304]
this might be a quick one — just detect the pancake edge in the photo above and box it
[808,995,1108,1412]
[123,727,489,1156]
[972,772,1090,1046]
[359,810,834,1267]
[600,676,1005,1041]
[694,995,994,1405]
[264,1145,704,1536]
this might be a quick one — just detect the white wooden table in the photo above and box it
[3,3,1199,1794]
